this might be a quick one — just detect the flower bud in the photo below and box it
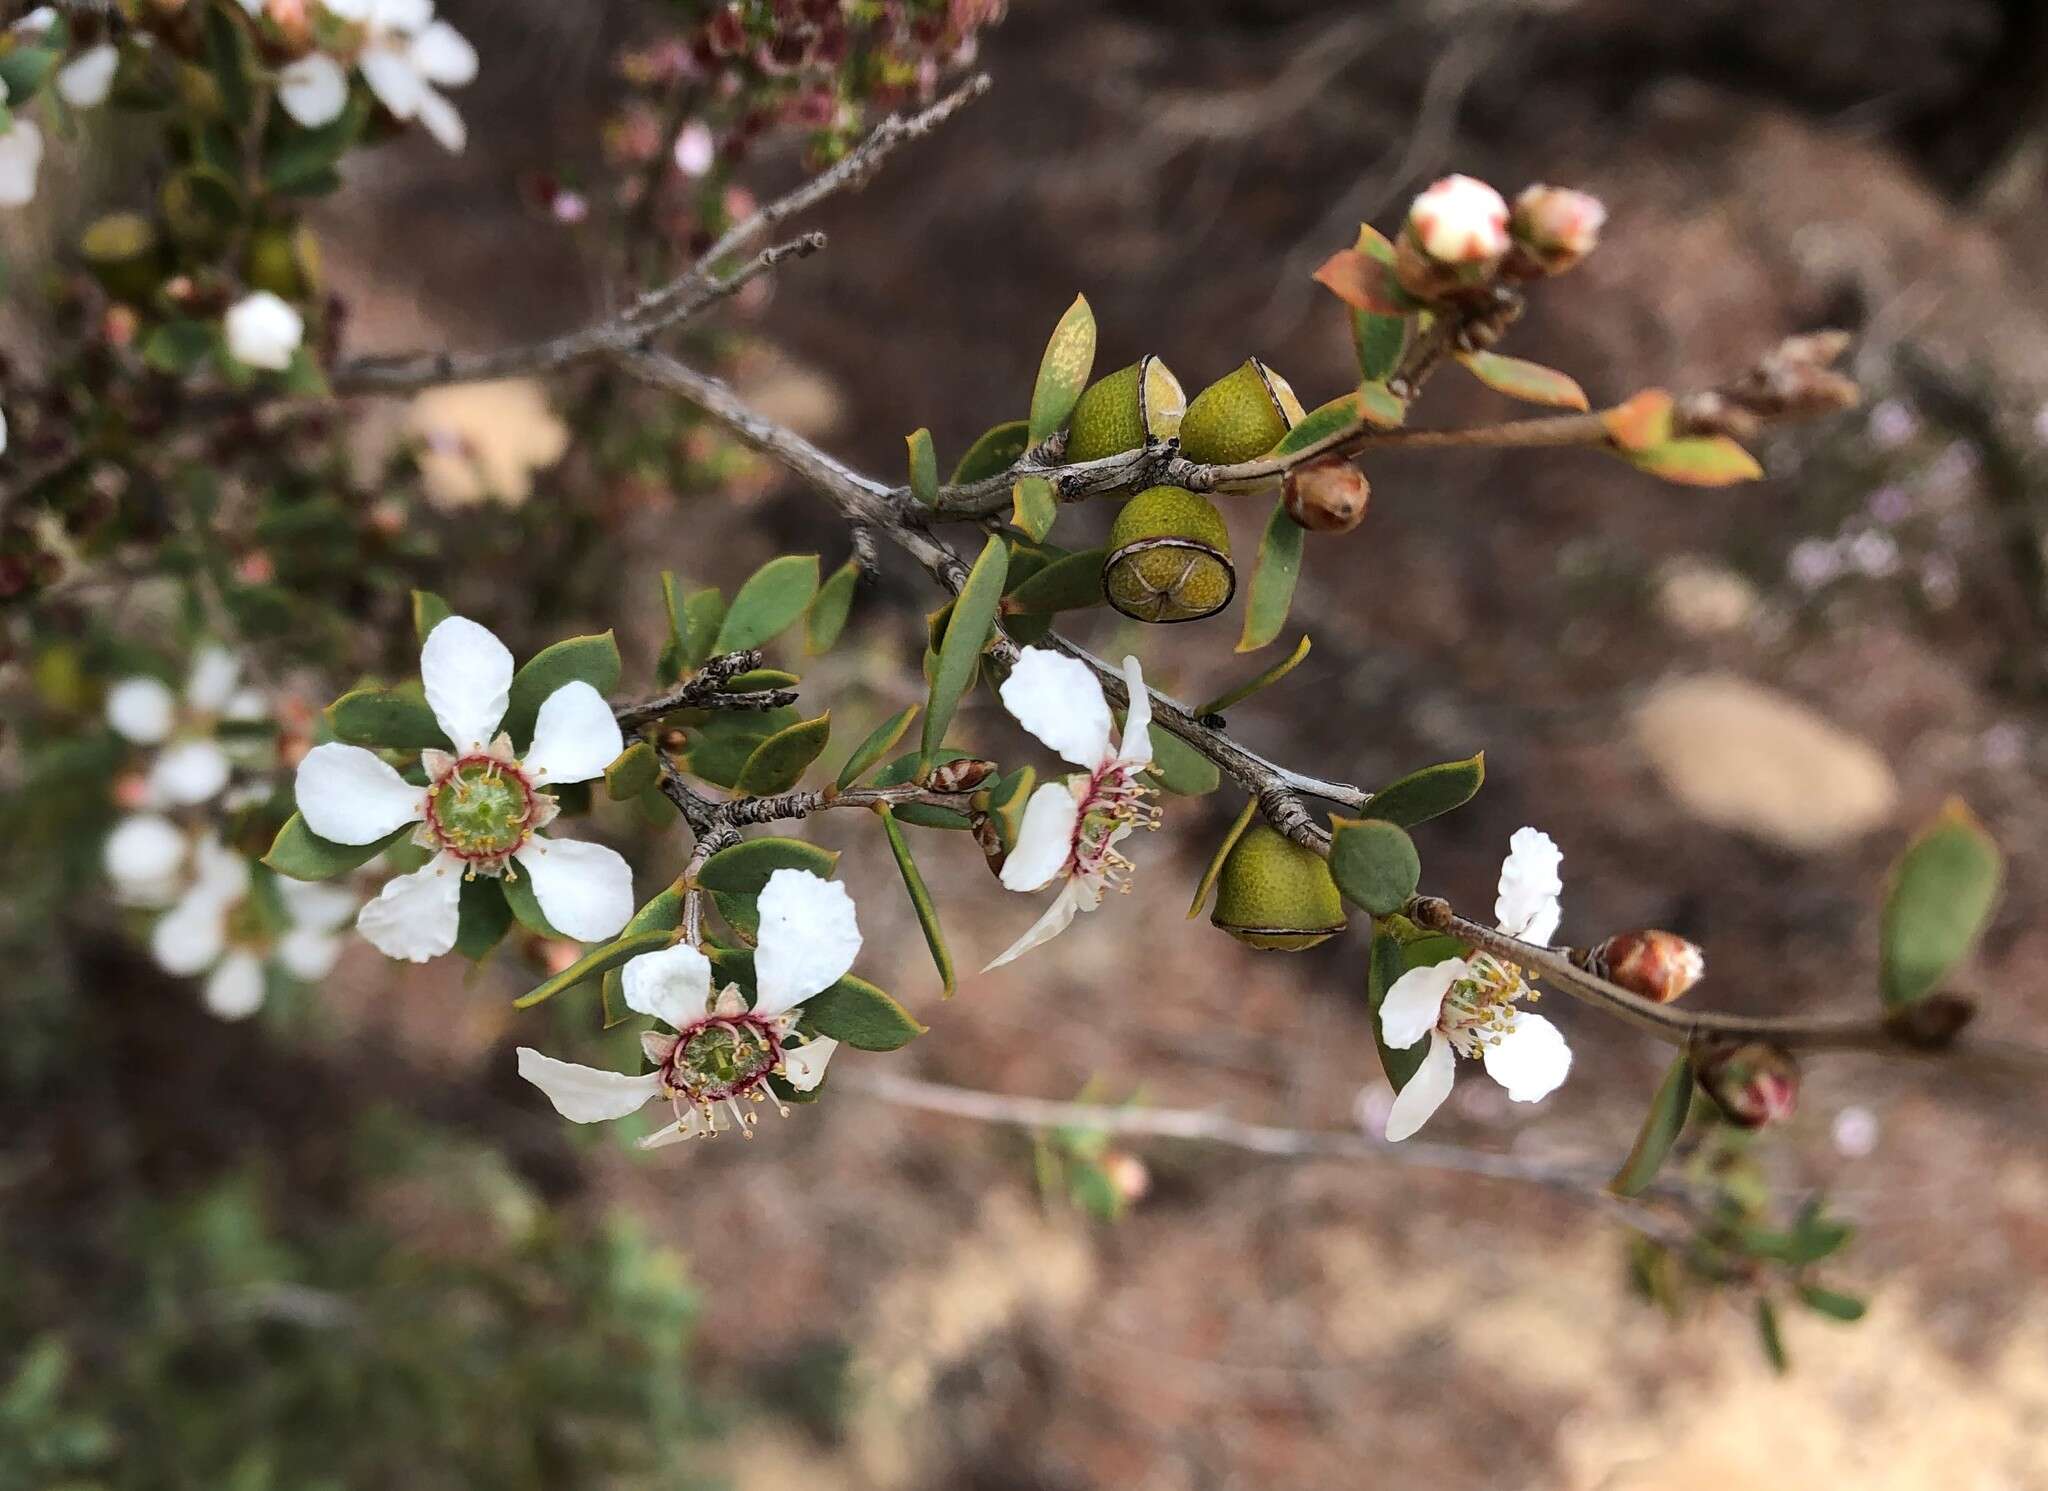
[1575,930,1704,1004]
[1406,174,1511,266]
[1694,1040,1798,1129]
[1509,184,1606,274]
[1282,456,1370,534]
[927,756,997,794]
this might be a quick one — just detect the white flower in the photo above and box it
[54,42,118,108]
[277,51,350,127]
[103,812,193,907]
[1407,173,1510,265]
[106,645,268,808]
[0,117,44,209]
[292,615,634,963]
[983,648,1158,971]
[149,838,357,1019]
[224,290,305,372]
[325,0,476,153]
[1377,828,1572,1141]
[518,868,854,1147]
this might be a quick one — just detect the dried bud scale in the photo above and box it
[1573,930,1705,1004]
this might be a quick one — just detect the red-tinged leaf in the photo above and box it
[1313,249,1410,316]
[1356,380,1407,429]
[1457,351,1589,411]
[1627,436,1765,487]
[1353,222,1397,266]
[1602,389,1675,452]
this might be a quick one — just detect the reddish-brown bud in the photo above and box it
[1509,184,1606,275]
[1694,1041,1799,1130]
[1883,992,1976,1050]
[1282,456,1370,534]
[1577,930,1704,1004]
[927,756,997,794]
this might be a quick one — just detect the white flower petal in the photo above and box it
[516,1047,663,1123]
[277,52,349,128]
[358,45,424,118]
[621,942,712,1030]
[182,645,242,714]
[1114,654,1153,769]
[277,877,359,932]
[999,647,1113,768]
[356,850,464,961]
[1384,1031,1456,1141]
[189,837,252,904]
[55,43,118,108]
[981,878,1084,971]
[1494,826,1562,946]
[322,0,371,20]
[371,0,435,33]
[412,84,466,152]
[753,868,860,1017]
[1482,1011,1572,1103]
[513,834,634,943]
[1378,958,1463,1050]
[293,741,427,844]
[639,1106,723,1148]
[151,889,228,976]
[223,290,304,372]
[419,614,512,751]
[0,118,44,208]
[106,676,176,743]
[524,681,623,785]
[409,19,476,84]
[103,814,187,904]
[275,926,343,982]
[204,950,267,1020]
[783,1036,838,1092]
[146,739,233,807]
[999,780,1082,892]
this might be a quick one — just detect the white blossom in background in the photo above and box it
[292,615,634,962]
[224,291,305,372]
[1407,173,1511,265]
[0,112,44,209]
[103,813,194,907]
[277,51,350,128]
[105,645,268,809]
[54,42,117,108]
[518,869,853,1146]
[984,648,1158,971]
[1377,828,1574,1140]
[322,0,478,153]
[150,838,357,1019]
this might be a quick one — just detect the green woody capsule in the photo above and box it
[1177,357,1305,465]
[1102,485,1235,624]
[1210,823,1347,950]
[1064,355,1187,463]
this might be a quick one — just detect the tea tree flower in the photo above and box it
[224,291,305,372]
[1408,174,1511,265]
[1378,828,1572,1140]
[517,869,855,1146]
[149,839,358,1019]
[105,645,267,808]
[54,43,118,108]
[984,649,1158,970]
[277,51,350,128]
[0,113,43,208]
[103,813,193,907]
[323,0,478,154]
[292,615,633,961]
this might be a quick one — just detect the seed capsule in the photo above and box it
[1064,355,1186,463]
[1210,823,1347,951]
[1177,358,1304,465]
[1102,485,1236,624]
[1281,456,1371,534]
[1575,930,1704,1004]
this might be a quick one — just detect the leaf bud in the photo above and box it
[1574,929,1704,1004]
[1693,1040,1799,1129]
[1282,456,1370,534]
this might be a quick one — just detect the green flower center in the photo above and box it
[671,1015,780,1102]
[427,759,535,860]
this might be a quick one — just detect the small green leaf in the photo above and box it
[712,890,760,940]
[1312,247,1412,316]
[1271,393,1361,458]
[1755,1298,1789,1374]
[678,706,798,788]
[1880,800,2002,1008]
[1196,635,1310,717]
[1144,724,1220,796]
[714,554,820,654]
[1455,351,1589,411]
[921,535,1008,768]
[503,632,622,750]
[950,420,1031,484]
[697,837,840,895]
[1028,293,1097,444]
[141,319,216,376]
[203,1,254,122]
[1005,547,1107,613]
[501,865,564,939]
[1625,436,1764,486]
[0,22,66,101]
[411,589,450,645]
[735,713,832,795]
[454,877,514,962]
[1188,798,1259,918]
[806,559,859,655]
[1608,1052,1694,1197]
[1367,927,1437,1092]
[263,813,409,881]
[1795,1285,1867,1323]
[262,92,370,192]
[602,885,687,1026]
[1353,309,1407,383]
[1367,753,1486,830]
[1235,501,1306,653]
[326,682,444,750]
[837,705,919,789]
[1356,380,1407,429]
[605,739,660,801]
[1327,817,1421,916]
[1011,476,1056,542]
[514,929,676,1009]
[980,765,1036,854]
[907,428,938,506]
[708,949,924,1050]
[879,805,954,996]
[874,749,973,830]
[723,668,799,693]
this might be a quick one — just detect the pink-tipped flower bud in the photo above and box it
[1578,929,1704,1004]
[1694,1040,1799,1130]
[1407,174,1511,266]
[1509,184,1606,274]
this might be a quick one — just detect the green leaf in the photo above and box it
[141,319,216,376]
[1455,351,1589,411]
[605,739,660,801]
[1196,635,1310,717]
[263,813,409,881]
[1367,752,1486,830]
[1011,476,1056,542]
[1795,1285,1867,1323]
[723,667,798,693]
[602,885,687,1026]
[0,22,65,102]
[202,1,254,123]
[837,705,919,788]
[1353,309,1407,383]
[501,865,564,939]
[1327,817,1420,916]
[1028,293,1097,444]
[1625,436,1764,487]
[980,765,1036,854]
[1005,547,1105,613]
[697,837,840,895]
[1608,1052,1694,1197]
[1356,380,1407,429]
[412,589,451,645]
[735,713,832,795]
[1367,927,1434,1092]
[1312,247,1413,316]
[1755,1298,1789,1374]
[714,554,820,654]
[454,877,514,962]
[806,559,859,655]
[873,750,973,830]
[950,420,1031,484]
[660,575,726,679]
[514,929,676,1009]
[921,535,1008,768]
[1880,800,2002,1008]
[907,428,938,507]
[1271,393,1361,458]
[879,805,954,996]
[712,890,760,940]
[1188,798,1259,918]
[326,682,444,750]
[1235,501,1306,653]
[503,632,622,750]
[1144,724,1220,796]
[708,949,924,1050]
[262,93,371,193]
[679,706,798,788]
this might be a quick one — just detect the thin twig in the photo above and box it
[612,647,798,729]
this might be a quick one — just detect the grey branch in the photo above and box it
[612,648,798,729]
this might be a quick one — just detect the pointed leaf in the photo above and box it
[1005,547,1107,613]
[879,805,954,995]
[1795,1285,1866,1323]
[605,739,660,801]
[1755,1298,1789,1374]
[513,929,677,1009]
[1327,817,1420,916]
[681,584,726,670]
[1028,293,1097,443]
[1608,1052,1694,1197]
[1235,501,1306,653]
[411,590,451,645]
[806,559,859,655]
[1626,436,1764,487]
[696,836,840,895]
[921,535,1009,767]
[1456,351,1589,411]
[714,554,820,653]
[1011,476,1056,542]
[735,713,832,795]
[454,876,514,962]
[1353,309,1407,383]
[837,705,919,788]
[907,428,938,507]
[263,813,410,881]
[980,765,1036,854]
[1197,635,1310,717]
[1271,392,1362,458]
[950,420,1031,485]
[1601,389,1674,452]
[1880,800,2003,1009]
[1366,752,1485,830]
[1189,798,1259,918]
[1356,380,1407,429]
